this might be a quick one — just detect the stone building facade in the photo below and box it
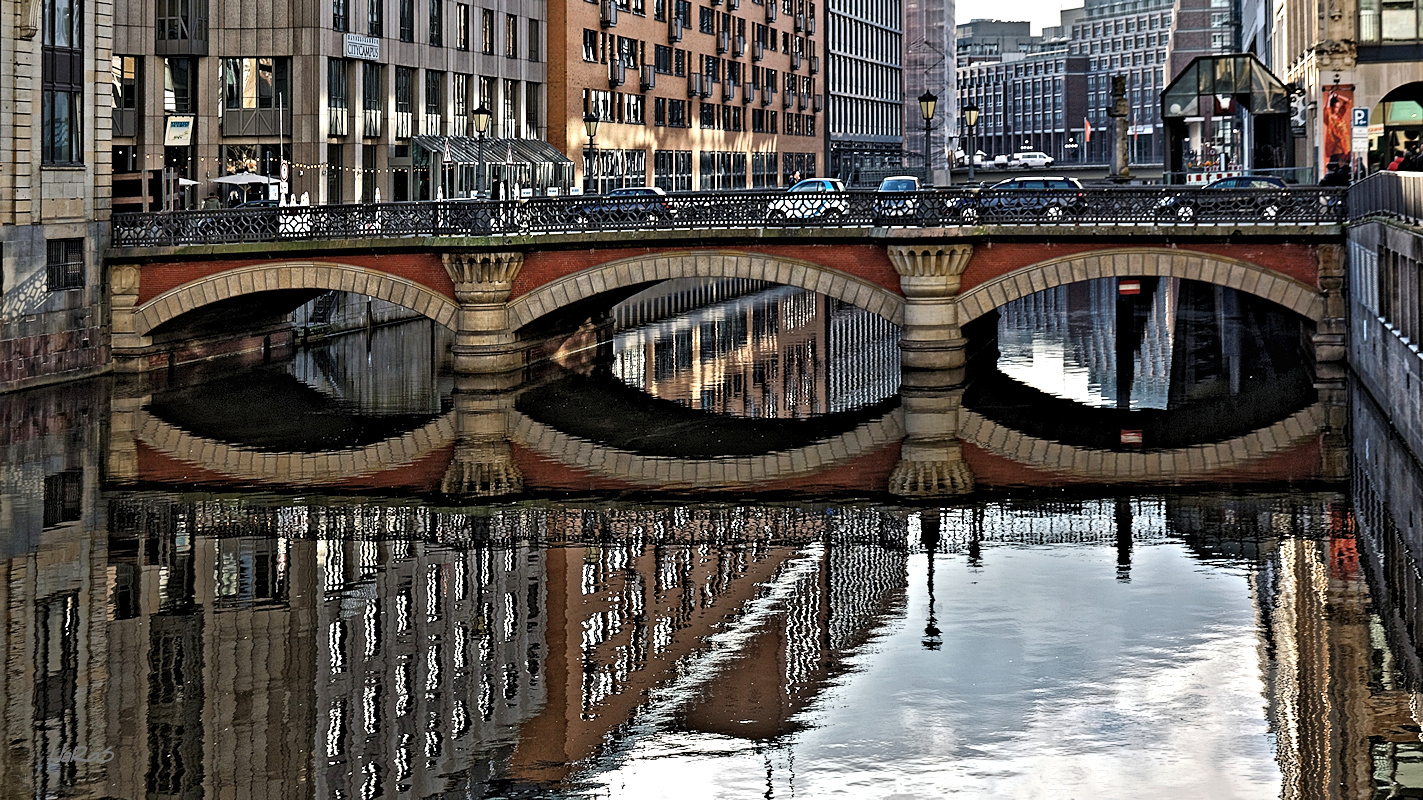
[109,0,547,207]
[548,0,825,191]
[0,0,114,391]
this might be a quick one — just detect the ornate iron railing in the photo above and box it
[110,186,1348,248]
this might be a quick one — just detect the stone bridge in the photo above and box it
[106,219,1347,375]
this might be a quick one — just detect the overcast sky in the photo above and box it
[957,0,1083,34]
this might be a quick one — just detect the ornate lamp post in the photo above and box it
[583,111,600,194]
[470,104,491,198]
[918,90,937,186]
[963,102,980,181]
[1065,136,1079,164]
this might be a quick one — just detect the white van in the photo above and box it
[1011,151,1055,169]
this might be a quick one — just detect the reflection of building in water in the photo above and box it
[99,500,545,799]
[612,286,899,418]
[998,278,1179,409]
[288,319,453,415]
[1351,383,1423,798]
[507,506,907,784]
[0,381,111,800]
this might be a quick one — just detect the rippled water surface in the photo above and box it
[2,279,1416,799]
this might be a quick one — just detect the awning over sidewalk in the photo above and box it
[412,136,574,167]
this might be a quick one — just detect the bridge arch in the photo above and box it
[133,260,460,337]
[507,250,906,330]
[956,248,1324,324]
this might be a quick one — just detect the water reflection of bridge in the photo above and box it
[5,480,1404,799]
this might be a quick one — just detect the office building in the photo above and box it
[1069,0,1173,163]
[826,0,905,184]
[548,0,825,191]
[956,49,1091,162]
[111,0,552,207]
[0,0,113,390]
[904,0,955,183]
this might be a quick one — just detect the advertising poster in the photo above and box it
[1323,84,1354,165]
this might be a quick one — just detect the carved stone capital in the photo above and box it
[888,244,973,279]
[888,458,975,497]
[443,252,524,304]
[110,264,141,306]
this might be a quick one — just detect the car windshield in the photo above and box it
[880,179,916,191]
[791,183,821,192]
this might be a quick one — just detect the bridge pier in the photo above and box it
[444,252,526,376]
[889,245,973,374]
[108,264,153,362]
[441,374,524,498]
[889,378,975,497]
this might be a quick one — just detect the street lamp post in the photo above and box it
[583,111,600,194]
[963,102,980,182]
[918,90,937,186]
[470,104,491,199]
[1065,136,1079,165]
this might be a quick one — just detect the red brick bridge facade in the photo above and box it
[107,226,1345,375]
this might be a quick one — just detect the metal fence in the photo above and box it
[110,186,1348,248]
[1348,170,1423,225]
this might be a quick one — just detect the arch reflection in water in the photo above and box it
[611,284,901,419]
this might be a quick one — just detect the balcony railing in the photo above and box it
[421,113,442,136]
[329,106,350,137]
[110,187,1349,248]
[363,108,383,137]
[394,110,413,139]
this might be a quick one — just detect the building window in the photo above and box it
[654,149,692,191]
[222,57,291,109]
[482,8,495,53]
[527,18,539,60]
[669,98,687,126]
[525,82,540,134]
[112,56,138,116]
[327,145,344,202]
[369,0,383,35]
[156,0,208,43]
[654,44,672,73]
[426,70,444,123]
[164,57,195,113]
[584,30,599,61]
[502,78,519,137]
[43,471,83,525]
[453,72,469,118]
[456,4,469,49]
[400,0,414,41]
[505,14,517,57]
[42,0,83,165]
[334,0,349,30]
[46,239,84,292]
[675,0,691,26]
[395,66,415,138]
[329,58,350,136]
[699,6,714,33]
[429,0,443,46]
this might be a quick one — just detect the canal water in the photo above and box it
[2,279,1416,799]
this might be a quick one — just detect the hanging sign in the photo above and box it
[164,115,194,146]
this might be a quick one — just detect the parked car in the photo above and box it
[567,186,674,226]
[1011,151,1055,169]
[1155,175,1288,222]
[991,154,1012,169]
[872,175,924,224]
[945,176,1086,223]
[767,178,849,221]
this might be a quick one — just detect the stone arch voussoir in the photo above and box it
[955,248,1324,324]
[507,250,906,330]
[134,261,461,336]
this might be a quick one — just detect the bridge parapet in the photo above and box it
[109,186,1347,249]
